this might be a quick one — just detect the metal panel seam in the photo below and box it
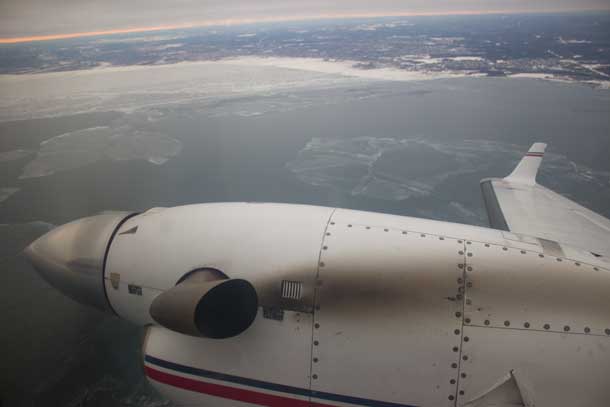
[465,323,610,338]
[308,207,338,400]
[102,211,140,316]
[453,241,468,406]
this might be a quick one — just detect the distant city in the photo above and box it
[1,13,609,87]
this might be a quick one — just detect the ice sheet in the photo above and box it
[0,149,33,163]
[287,137,610,205]
[0,187,19,203]
[0,57,480,122]
[20,122,182,179]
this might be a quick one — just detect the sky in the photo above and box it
[1,0,609,42]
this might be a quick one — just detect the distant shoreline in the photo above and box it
[2,57,608,91]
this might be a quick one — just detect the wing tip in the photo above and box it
[524,142,547,158]
[504,142,547,185]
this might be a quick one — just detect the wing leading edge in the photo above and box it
[480,143,610,257]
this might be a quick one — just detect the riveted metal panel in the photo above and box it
[456,325,610,406]
[463,241,610,336]
[311,219,465,407]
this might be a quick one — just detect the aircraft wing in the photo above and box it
[480,142,610,257]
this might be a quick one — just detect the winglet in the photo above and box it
[504,142,547,186]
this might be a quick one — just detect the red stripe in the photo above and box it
[145,366,336,407]
[526,152,544,157]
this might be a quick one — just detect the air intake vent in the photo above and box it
[281,280,303,300]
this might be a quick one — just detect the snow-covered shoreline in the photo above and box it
[1,56,608,122]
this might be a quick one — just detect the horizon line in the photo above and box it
[1,8,607,45]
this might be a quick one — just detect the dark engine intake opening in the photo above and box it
[195,279,258,339]
[150,270,258,339]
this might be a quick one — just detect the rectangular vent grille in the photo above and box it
[281,280,303,300]
[128,284,142,296]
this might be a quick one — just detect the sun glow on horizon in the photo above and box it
[0,9,562,44]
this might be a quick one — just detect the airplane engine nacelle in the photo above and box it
[149,270,258,339]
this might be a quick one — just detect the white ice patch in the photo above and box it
[20,123,182,179]
[0,60,369,122]
[6,56,598,123]
[0,149,33,162]
[448,201,480,220]
[225,57,482,82]
[287,137,479,201]
[587,80,610,90]
[558,37,592,45]
[508,73,556,79]
[287,137,610,220]
[0,187,19,203]
[450,56,484,62]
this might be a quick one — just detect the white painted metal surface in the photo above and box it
[490,179,610,257]
[464,240,610,336]
[457,326,610,406]
[105,203,334,324]
[312,212,464,406]
[483,143,610,257]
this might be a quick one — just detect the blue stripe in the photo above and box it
[145,355,417,407]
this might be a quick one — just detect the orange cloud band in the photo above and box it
[0,9,548,44]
